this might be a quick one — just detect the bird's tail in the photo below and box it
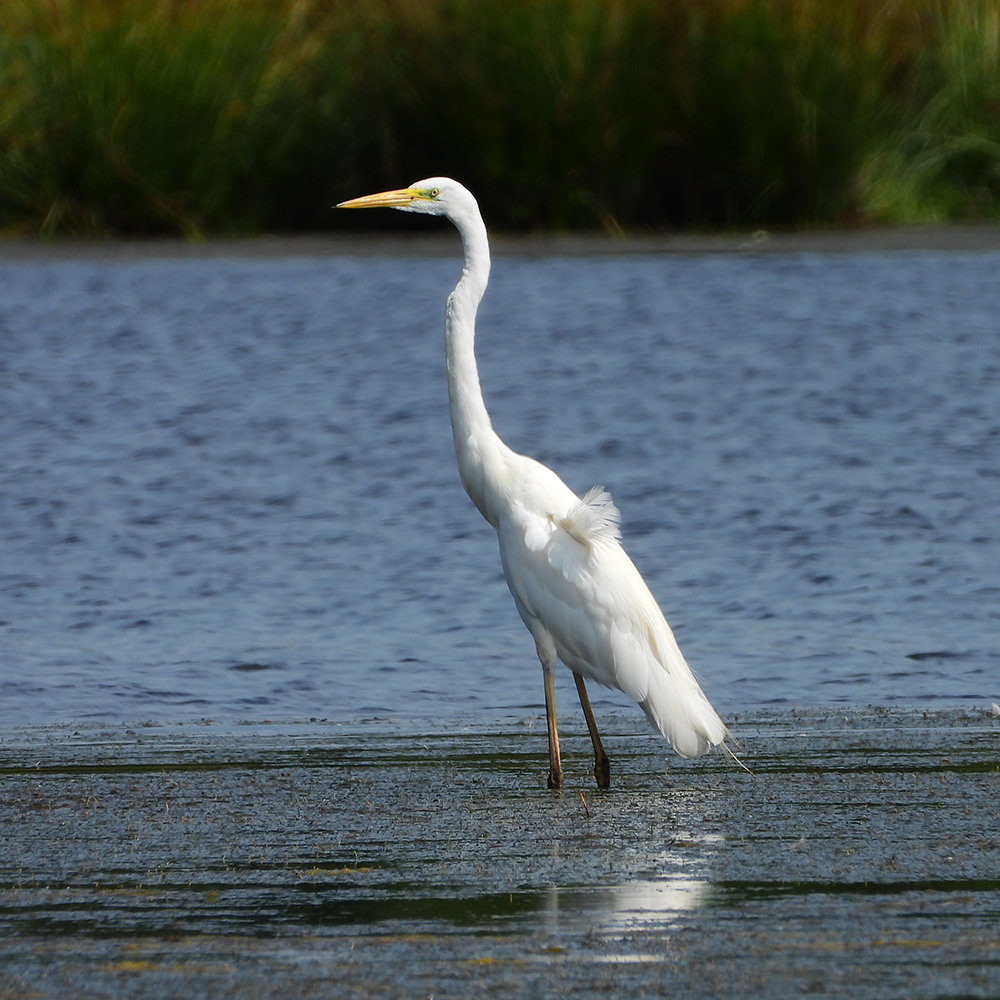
[640,668,751,771]
[638,659,730,759]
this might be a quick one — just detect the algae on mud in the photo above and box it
[0,708,998,998]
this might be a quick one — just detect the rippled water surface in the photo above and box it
[1,251,998,728]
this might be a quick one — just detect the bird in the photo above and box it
[338,177,731,789]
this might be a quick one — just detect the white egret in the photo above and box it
[339,178,730,789]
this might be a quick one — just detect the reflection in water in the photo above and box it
[544,878,708,934]
[541,834,721,944]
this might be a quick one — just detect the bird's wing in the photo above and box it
[500,486,650,698]
[500,485,728,756]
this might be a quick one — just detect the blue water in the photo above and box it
[1,251,998,729]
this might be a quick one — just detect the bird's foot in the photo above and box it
[594,753,611,791]
[547,768,563,790]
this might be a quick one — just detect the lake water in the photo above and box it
[1,250,998,730]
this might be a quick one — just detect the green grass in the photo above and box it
[1,0,998,235]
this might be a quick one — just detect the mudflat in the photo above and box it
[1,708,997,998]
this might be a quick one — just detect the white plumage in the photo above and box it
[339,177,730,788]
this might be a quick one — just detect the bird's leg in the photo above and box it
[543,670,563,790]
[574,673,610,790]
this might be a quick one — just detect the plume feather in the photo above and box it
[559,486,622,547]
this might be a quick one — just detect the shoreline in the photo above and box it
[2,223,1000,261]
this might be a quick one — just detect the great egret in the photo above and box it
[339,177,730,789]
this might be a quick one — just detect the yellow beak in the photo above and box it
[337,188,422,210]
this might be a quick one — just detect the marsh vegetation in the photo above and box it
[2,0,999,235]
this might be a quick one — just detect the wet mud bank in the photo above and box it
[1,708,998,998]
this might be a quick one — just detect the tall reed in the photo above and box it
[860,0,1000,221]
[1,0,997,235]
[377,0,898,228]
[0,0,373,235]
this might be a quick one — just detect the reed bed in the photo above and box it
[1,0,998,235]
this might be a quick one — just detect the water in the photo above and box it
[1,251,998,728]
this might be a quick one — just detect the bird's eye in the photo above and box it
[430,188,440,198]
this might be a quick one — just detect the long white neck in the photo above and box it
[444,197,508,524]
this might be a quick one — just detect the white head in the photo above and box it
[337,176,478,222]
